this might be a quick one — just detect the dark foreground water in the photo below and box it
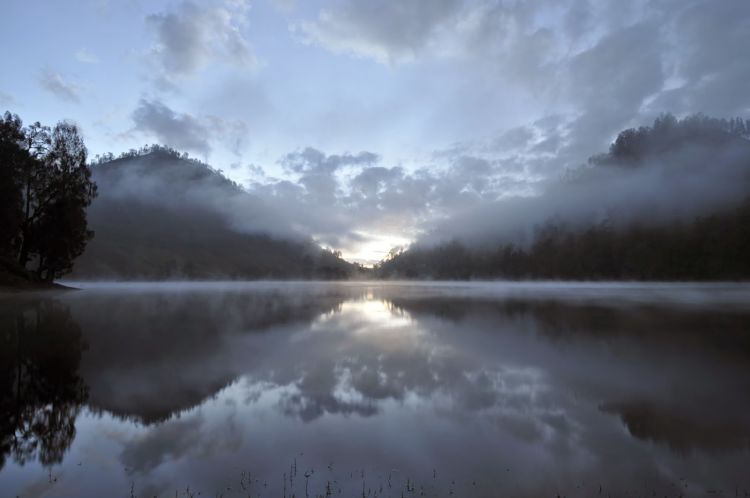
[2,281,750,498]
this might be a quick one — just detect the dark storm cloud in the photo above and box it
[38,70,81,103]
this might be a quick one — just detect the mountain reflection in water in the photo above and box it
[1,282,749,497]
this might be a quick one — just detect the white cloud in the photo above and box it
[74,48,99,64]
[146,0,255,81]
[129,99,249,157]
[38,70,82,103]
[0,90,16,107]
[293,0,463,64]
[240,146,537,262]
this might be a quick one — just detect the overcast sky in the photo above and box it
[1,0,749,264]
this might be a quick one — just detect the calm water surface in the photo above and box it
[2,281,750,497]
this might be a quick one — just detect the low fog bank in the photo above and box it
[74,147,361,280]
[74,115,750,281]
[91,147,300,241]
[58,279,750,310]
[380,115,750,280]
[426,115,750,248]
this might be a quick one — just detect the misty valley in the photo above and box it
[2,113,750,498]
[3,1,750,495]
[2,281,750,497]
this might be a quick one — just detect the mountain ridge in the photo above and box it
[71,147,363,280]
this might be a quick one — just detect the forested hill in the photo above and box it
[71,146,360,280]
[376,115,750,280]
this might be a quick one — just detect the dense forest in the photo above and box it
[377,115,750,280]
[0,112,96,287]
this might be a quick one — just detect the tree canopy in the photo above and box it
[0,111,97,282]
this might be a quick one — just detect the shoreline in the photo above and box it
[0,280,77,294]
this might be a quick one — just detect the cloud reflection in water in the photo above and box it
[1,282,750,497]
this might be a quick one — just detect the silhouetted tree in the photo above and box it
[27,123,97,280]
[0,112,26,257]
[1,111,97,282]
[592,113,750,167]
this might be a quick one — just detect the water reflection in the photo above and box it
[1,282,749,497]
[0,298,88,470]
[69,288,346,423]
[601,400,750,454]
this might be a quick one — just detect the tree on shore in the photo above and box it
[0,111,97,281]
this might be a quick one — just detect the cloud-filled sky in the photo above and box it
[1,0,749,264]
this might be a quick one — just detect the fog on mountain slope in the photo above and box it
[426,114,750,248]
[66,115,750,280]
[72,146,361,279]
[378,115,750,280]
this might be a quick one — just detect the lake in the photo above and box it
[2,281,750,497]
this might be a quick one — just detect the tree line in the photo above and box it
[376,201,750,280]
[377,114,750,280]
[1,111,97,282]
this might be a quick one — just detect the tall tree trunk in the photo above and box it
[14,313,24,447]
[45,265,55,283]
[17,177,32,267]
[17,240,28,267]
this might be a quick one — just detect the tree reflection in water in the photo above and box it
[0,298,88,470]
[1,283,750,497]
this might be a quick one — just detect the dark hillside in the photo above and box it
[71,147,359,279]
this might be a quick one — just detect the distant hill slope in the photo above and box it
[377,115,750,280]
[71,148,359,279]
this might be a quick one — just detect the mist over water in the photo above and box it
[2,281,750,497]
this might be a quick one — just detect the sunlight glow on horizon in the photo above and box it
[335,232,413,266]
